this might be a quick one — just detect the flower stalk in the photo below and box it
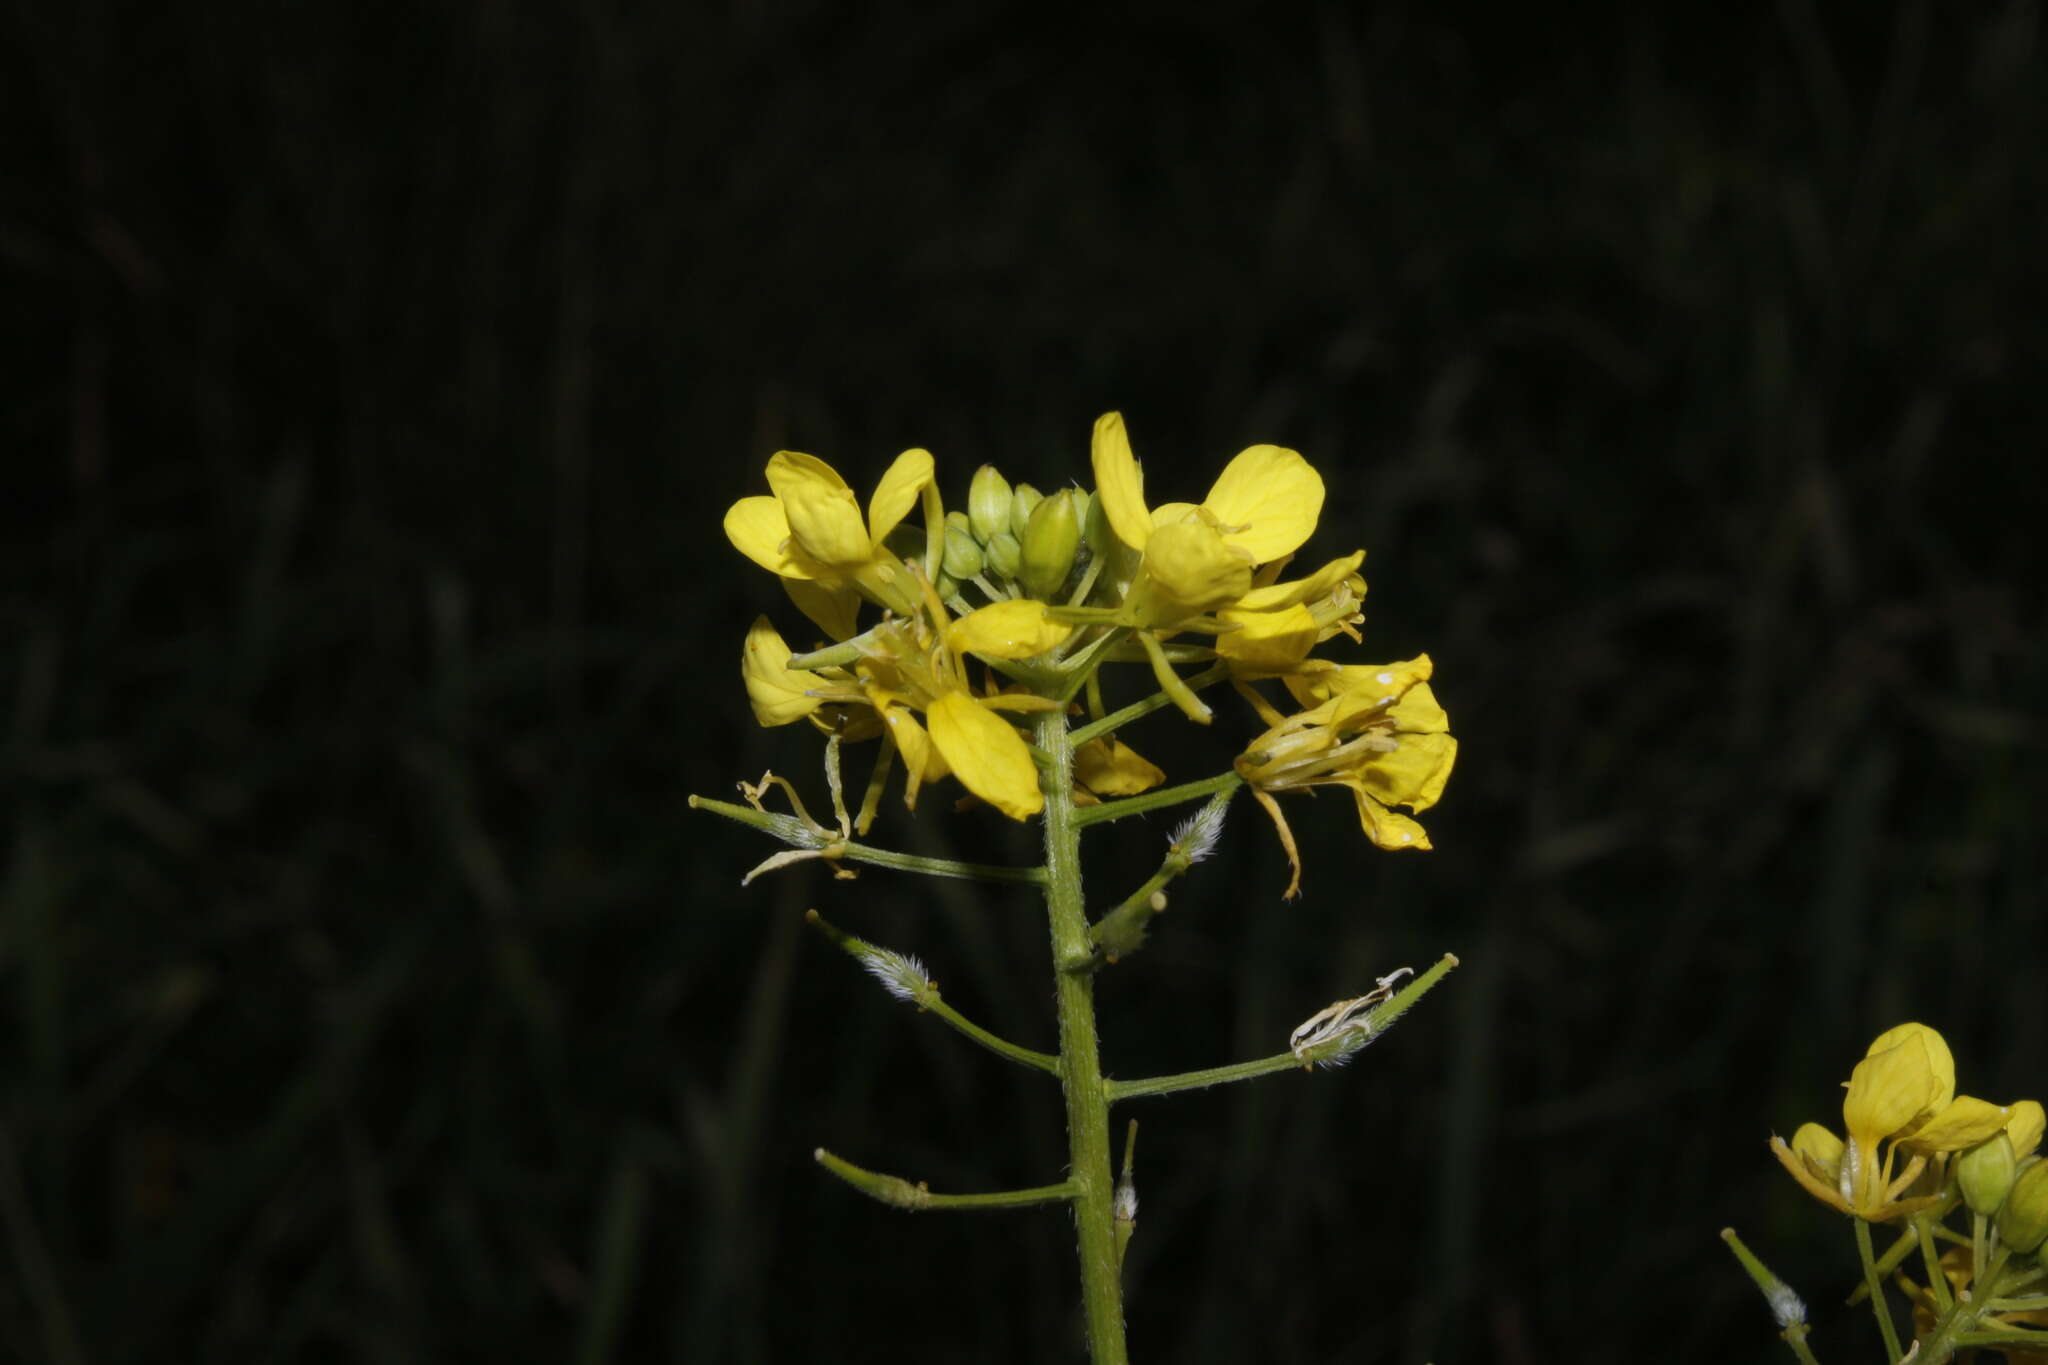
[699,412,1461,1361]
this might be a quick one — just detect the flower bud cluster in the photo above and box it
[938,466,1090,605]
[719,412,1455,889]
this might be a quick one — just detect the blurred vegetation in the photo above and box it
[4,1,2043,1361]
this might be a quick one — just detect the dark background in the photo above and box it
[6,2,2043,1361]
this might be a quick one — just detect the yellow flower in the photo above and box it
[740,591,1051,823]
[724,447,942,624]
[1769,1023,2012,1221]
[1091,412,1356,631]
[846,601,1054,823]
[1232,658,1456,897]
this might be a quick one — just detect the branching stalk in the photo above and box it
[689,795,1044,884]
[814,1149,1076,1211]
[806,911,1059,1075]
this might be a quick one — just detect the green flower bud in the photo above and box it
[1008,483,1043,539]
[985,531,1022,579]
[933,569,958,601]
[1958,1132,2018,1217]
[945,509,974,537]
[968,465,1012,543]
[1082,486,1113,556]
[1997,1157,2048,1254]
[1020,488,1081,601]
[942,523,985,580]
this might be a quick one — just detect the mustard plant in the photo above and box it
[692,413,1461,1362]
[1727,1023,2048,1364]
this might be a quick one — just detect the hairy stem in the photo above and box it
[1037,708,1129,1364]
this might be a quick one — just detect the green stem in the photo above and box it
[1069,662,1230,747]
[1108,1050,1308,1101]
[1912,1245,2017,1364]
[1108,955,1458,1100]
[1081,853,1188,968]
[1854,1216,1904,1363]
[1916,1211,1954,1313]
[1037,708,1130,1365]
[814,1149,1076,1211]
[806,912,1060,1075]
[1845,1223,1922,1304]
[1718,1228,1820,1365]
[689,796,1045,884]
[1071,772,1243,828]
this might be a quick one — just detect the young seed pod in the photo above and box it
[1020,488,1082,600]
[968,465,1013,543]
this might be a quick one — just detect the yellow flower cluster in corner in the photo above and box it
[720,412,1456,892]
[1771,1022,2040,1223]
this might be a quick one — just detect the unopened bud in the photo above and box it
[1008,483,1043,538]
[968,465,1012,543]
[1082,487,1113,556]
[1958,1132,2018,1217]
[942,523,985,579]
[1997,1157,2048,1254]
[985,530,1022,579]
[1019,489,1081,600]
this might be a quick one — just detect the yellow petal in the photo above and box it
[927,693,1042,820]
[1792,1121,1846,1173]
[1234,552,1366,612]
[1149,500,1203,530]
[782,576,861,641]
[1090,412,1153,551]
[1202,444,1323,564]
[1357,732,1457,811]
[767,451,872,568]
[2008,1100,2046,1158]
[1903,1095,2013,1154]
[1138,520,1253,616]
[1771,1134,1853,1215]
[1214,603,1321,670]
[945,600,1073,660]
[1867,1023,1957,1111]
[741,617,827,726]
[1387,682,1452,735]
[1073,738,1166,796]
[879,702,947,810]
[868,447,934,548]
[1844,1033,1944,1150]
[725,495,820,579]
[1353,792,1432,850]
[1282,654,1432,710]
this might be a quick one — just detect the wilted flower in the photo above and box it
[1233,656,1456,897]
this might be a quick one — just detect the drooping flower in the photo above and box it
[1770,1023,2012,1221]
[1232,656,1456,896]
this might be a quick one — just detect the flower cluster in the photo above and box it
[722,413,1457,894]
[1772,1023,2044,1229]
